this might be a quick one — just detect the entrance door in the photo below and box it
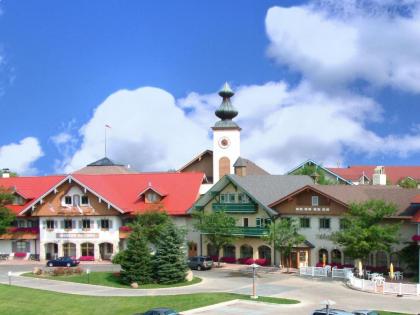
[291,251,298,268]
[188,242,197,257]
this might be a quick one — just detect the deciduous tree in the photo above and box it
[331,200,401,261]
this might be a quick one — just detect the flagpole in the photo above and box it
[104,125,107,157]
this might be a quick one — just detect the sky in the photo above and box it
[1,0,420,175]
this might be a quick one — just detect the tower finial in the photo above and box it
[213,82,239,129]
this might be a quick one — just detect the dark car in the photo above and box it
[46,256,80,267]
[188,256,213,271]
[134,308,179,315]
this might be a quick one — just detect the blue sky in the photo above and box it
[0,0,420,175]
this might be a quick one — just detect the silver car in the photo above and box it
[312,309,354,315]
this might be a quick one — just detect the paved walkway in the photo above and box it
[0,265,419,314]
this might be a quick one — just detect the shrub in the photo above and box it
[14,252,27,258]
[74,267,83,275]
[220,257,236,264]
[238,257,254,265]
[111,251,126,265]
[51,268,66,276]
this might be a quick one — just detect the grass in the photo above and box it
[0,284,299,315]
[24,271,202,288]
[378,312,414,315]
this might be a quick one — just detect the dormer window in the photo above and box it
[139,182,166,204]
[146,191,160,203]
[12,195,25,205]
[311,196,319,206]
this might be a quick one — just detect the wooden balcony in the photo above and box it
[212,203,257,213]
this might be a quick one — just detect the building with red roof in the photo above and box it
[0,171,203,261]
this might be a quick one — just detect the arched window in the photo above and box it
[376,251,388,267]
[81,242,94,257]
[63,243,76,258]
[223,245,236,258]
[240,244,253,258]
[331,249,342,264]
[318,248,328,264]
[258,245,271,262]
[219,157,230,178]
[207,243,218,257]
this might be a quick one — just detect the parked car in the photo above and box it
[188,256,213,271]
[46,256,80,267]
[312,308,354,315]
[134,308,179,315]
[353,311,379,315]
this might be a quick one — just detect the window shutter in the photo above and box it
[25,241,30,252]
[78,220,82,229]
[109,220,113,229]
[90,220,94,228]
[60,220,64,229]
[12,241,17,252]
[97,220,101,229]
[42,220,46,228]
[72,220,76,229]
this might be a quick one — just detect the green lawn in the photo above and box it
[24,271,202,288]
[0,284,299,315]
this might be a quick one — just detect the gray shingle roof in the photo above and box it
[230,174,313,206]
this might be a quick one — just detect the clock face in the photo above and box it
[218,137,230,149]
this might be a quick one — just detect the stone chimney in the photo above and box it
[372,166,386,185]
[1,168,10,178]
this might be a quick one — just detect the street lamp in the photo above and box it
[86,268,90,284]
[250,263,259,299]
[7,271,12,286]
[320,300,336,315]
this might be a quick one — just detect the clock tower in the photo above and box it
[212,82,241,183]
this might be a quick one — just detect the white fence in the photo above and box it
[299,266,328,277]
[300,266,420,296]
[348,273,420,296]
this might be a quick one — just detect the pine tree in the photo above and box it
[154,223,188,284]
[120,226,153,285]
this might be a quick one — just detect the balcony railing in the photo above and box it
[231,227,268,237]
[212,203,257,213]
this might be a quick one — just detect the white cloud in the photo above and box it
[265,1,420,92]
[0,137,43,175]
[62,87,210,173]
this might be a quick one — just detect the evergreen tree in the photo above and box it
[153,223,188,284]
[0,188,15,235]
[120,226,153,285]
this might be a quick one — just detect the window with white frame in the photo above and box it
[319,218,330,229]
[238,193,249,203]
[64,219,73,230]
[311,195,319,206]
[81,195,89,205]
[101,219,110,230]
[82,219,91,229]
[15,240,28,252]
[300,217,310,228]
[64,196,72,205]
[46,220,55,229]
[256,217,271,228]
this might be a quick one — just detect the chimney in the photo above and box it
[1,168,10,178]
[372,166,386,185]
